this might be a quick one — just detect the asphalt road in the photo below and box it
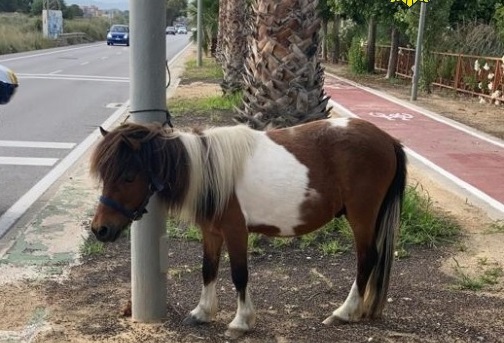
[0,34,190,236]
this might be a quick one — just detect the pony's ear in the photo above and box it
[121,134,142,151]
[99,126,109,137]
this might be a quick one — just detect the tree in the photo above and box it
[64,4,83,19]
[219,0,248,95]
[236,0,330,129]
[166,0,187,26]
[187,0,219,55]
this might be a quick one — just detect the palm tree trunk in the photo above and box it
[216,0,228,66]
[220,0,248,95]
[321,19,328,61]
[386,26,399,79]
[366,15,377,73]
[236,0,330,129]
[331,13,340,63]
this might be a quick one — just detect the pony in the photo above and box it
[90,117,407,338]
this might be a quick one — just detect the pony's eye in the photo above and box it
[123,171,136,183]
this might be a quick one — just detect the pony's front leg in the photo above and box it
[183,229,223,325]
[224,228,256,339]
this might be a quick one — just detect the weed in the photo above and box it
[320,240,350,256]
[166,219,202,242]
[399,184,459,249]
[248,233,265,254]
[80,236,105,256]
[452,258,503,291]
[486,220,504,234]
[183,57,223,82]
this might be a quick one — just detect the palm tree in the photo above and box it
[219,0,249,95]
[235,0,331,129]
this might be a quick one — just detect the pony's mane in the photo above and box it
[90,122,259,223]
[177,125,258,222]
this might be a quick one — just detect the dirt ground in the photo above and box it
[1,58,504,343]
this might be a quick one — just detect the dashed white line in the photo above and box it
[0,157,58,166]
[49,70,62,74]
[0,141,76,149]
[80,61,89,66]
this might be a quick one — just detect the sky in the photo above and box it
[69,0,129,11]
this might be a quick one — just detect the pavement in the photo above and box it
[0,50,503,299]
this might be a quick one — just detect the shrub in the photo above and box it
[348,36,366,74]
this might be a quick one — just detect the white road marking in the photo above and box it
[18,75,129,83]
[0,141,75,149]
[101,56,109,60]
[0,44,102,62]
[49,70,62,74]
[80,61,90,66]
[18,73,128,80]
[0,157,58,166]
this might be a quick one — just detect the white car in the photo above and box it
[177,27,187,34]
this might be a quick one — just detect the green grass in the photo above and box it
[169,92,242,115]
[166,219,202,242]
[399,184,460,249]
[452,258,503,291]
[80,236,105,256]
[182,57,223,82]
[486,220,504,234]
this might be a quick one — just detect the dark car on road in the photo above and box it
[107,25,129,46]
[166,26,176,35]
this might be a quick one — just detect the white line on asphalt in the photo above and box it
[0,42,192,238]
[0,157,58,166]
[0,44,102,62]
[0,141,76,149]
[18,73,129,80]
[18,76,129,83]
[80,61,89,66]
[49,70,62,74]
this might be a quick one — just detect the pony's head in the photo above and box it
[90,124,164,242]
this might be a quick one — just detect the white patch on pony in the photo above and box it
[328,117,350,128]
[322,280,363,324]
[227,289,256,332]
[235,132,314,236]
[176,126,257,222]
[189,281,218,322]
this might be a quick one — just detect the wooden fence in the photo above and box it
[375,45,504,101]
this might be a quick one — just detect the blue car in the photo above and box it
[107,25,129,46]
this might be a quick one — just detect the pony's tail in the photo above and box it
[364,141,407,318]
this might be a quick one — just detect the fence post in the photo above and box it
[454,54,461,91]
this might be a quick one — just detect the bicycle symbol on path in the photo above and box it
[369,112,414,121]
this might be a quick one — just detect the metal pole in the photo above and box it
[129,0,167,322]
[197,0,203,66]
[410,2,427,101]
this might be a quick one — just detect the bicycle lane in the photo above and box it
[324,73,504,218]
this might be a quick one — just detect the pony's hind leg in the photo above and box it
[183,228,223,325]
[323,204,379,324]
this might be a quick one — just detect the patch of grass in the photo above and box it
[183,56,223,82]
[169,92,242,115]
[248,233,265,254]
[486,220,504,234]
[80,236,105,256]
[452,258,503,291]
[399,184,460,249]
[166,219,202,242]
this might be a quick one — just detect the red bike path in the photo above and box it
[324,73,504,219]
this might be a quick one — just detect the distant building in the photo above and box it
[81,5,102,18]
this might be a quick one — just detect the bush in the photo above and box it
[348,36,366,74]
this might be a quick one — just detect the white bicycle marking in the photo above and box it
[369,112,414,121]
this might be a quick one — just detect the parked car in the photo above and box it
[166,26,176,35]
[107,24,129,46]
[177,26,187,34]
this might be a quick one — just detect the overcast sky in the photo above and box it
[69,0,129,11]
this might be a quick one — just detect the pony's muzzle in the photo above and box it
[93,225,120,242]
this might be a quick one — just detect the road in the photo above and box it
[0,34,190,236]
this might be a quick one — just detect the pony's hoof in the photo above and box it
[322,315,351,325]
[182,315,207,326]
[225,328,247,340]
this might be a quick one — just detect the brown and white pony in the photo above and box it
[90,117,407,338]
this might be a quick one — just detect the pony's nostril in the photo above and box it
[97,226,110,239]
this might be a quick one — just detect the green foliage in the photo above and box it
[348,36,367,74]
[420,53,438,93]
[452,258,503,291]
[399,184,459,249]
[64,17,111,40]
[183,57,223,82]
[166,219,202,242]
[80,236,105,256]
[438,55,457,80]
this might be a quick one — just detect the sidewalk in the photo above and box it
[324,73,504,220]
